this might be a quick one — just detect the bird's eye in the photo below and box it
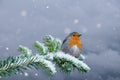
[73,34,75,36]
[79,34,82,36]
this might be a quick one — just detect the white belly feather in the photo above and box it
[69,45,81,58]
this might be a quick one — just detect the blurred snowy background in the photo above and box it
[0,0,120,80]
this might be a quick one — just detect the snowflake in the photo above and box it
[21,10,27,17]
[46,5,50,9]
[96,23,102,28]
[74,19,79,24]
[24,72,29,77]
[6,47,9,50]
[35,73,38,76]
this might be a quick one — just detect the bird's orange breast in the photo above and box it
[68,36,82,49]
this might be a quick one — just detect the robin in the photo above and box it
[61,32,82,58]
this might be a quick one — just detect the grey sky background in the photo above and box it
[0,0,120,80]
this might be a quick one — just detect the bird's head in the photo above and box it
[68,32,82,49]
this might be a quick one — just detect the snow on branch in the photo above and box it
[54,52,90,73]
[0,35,90,78]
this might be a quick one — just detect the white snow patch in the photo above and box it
[46,35,54,41]
[55,52,90,70]
[34,54,56,74]
[35,41,47,53]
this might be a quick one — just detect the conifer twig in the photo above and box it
[0,35,90,78]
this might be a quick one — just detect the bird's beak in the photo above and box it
[80,34,82,36]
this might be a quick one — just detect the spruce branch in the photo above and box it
[18,45,32,57]
[34,41,48,55]
[0,54,56,77]
[0,35,90,78]
[53,52,90,73]
[43,35,62,52]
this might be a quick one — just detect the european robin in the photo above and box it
[61,32,82,58]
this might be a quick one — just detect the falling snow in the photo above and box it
[46,5,50,9]
[0,0,120,80]
[96,23,102,28]
[21,10,27,17]
[6,47,9,50]
[35,73,38,76]
[73,19,79,24]
[24,72,29,77]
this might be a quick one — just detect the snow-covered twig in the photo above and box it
[0,35,90,77]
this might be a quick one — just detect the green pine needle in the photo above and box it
[0,35,90,78]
